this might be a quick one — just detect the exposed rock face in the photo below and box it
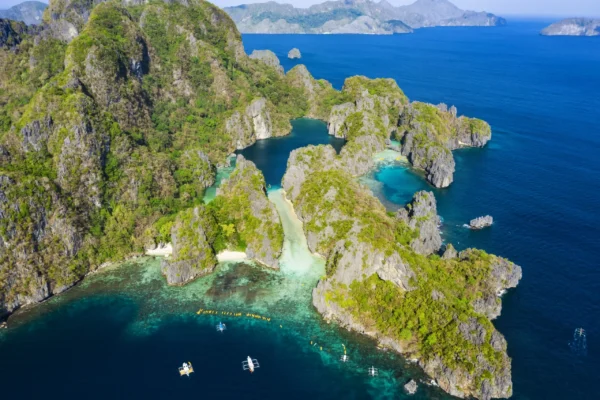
[286,65,336,120]
[442,243,457,259]
[328,102,355,138]
[398,102,491,188]
[395,191,442,256]
[404,379,418,395]
[224,0,504,34]
[470,215,493,229]
[282,145,338,201]
[287,47,301,59]
[249,49,284,75]
[226,98,290,149]
[324,76,408,176]
[541,18,600,36]
[216,155,283,268]
[462,249,522,319]
[161,206,218,285]
[0,174,83,317]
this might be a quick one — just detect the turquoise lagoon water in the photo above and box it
[2,20,600,400]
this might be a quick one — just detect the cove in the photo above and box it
[237,118,345,187]
[0,189,449,400]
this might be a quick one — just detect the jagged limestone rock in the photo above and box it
[395,191,441,256]
[404,379,418,395]
[226,97,290,149]
[398,101,491,188]
[442,243,458,259]
[215,155,283,268]
[461,249,522,319]
[286,65,336,120]
[328,102,355,138]
[470,215,493,229]
[0,174,83,316]
[249,49,284,75]
[282,145,338,201]
[287,47,301,59]
[161,205,218,285]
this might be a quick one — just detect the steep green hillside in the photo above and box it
[0,0,302,315]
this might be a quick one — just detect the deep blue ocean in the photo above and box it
[2,20,599,399]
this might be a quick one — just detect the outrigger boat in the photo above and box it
[179,362,194,376]
[216,322,226,332]
[242,356,260,373]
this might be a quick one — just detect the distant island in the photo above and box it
[224,0,506,34]
[0,1,46,25]
[541,18,600,36]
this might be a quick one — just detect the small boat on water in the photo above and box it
[242,356,260,373]
[179,362,194,376]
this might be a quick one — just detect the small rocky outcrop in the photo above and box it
[216,155,283,268]
[161,206,219,285]
[226,98,290,149]
[249,49,284,75]
[404,379,418,395]
[287,47,301,59]
[442,243,458,259]
[541,18,600,36]
[469,215,493,229]
[396,191,442,256]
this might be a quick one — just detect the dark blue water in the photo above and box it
[237,118,345,187]
[243,21,600,400]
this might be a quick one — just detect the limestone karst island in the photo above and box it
[4,0,576,399]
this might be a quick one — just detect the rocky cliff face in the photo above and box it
[323,76,408,176]
[287,47,301,59]
[541,18,600,36]
[285,65,337,120]
[226,97,290,149]
[215,155,283,268]
[249,49,284,75]
[161,205,218,285]
[395,191,442,256]
[0,174,83,317]
[398,102,491,188]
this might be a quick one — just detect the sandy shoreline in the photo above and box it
[217,250,247,262]
[145,243,173,257]
[145,244,246,263]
